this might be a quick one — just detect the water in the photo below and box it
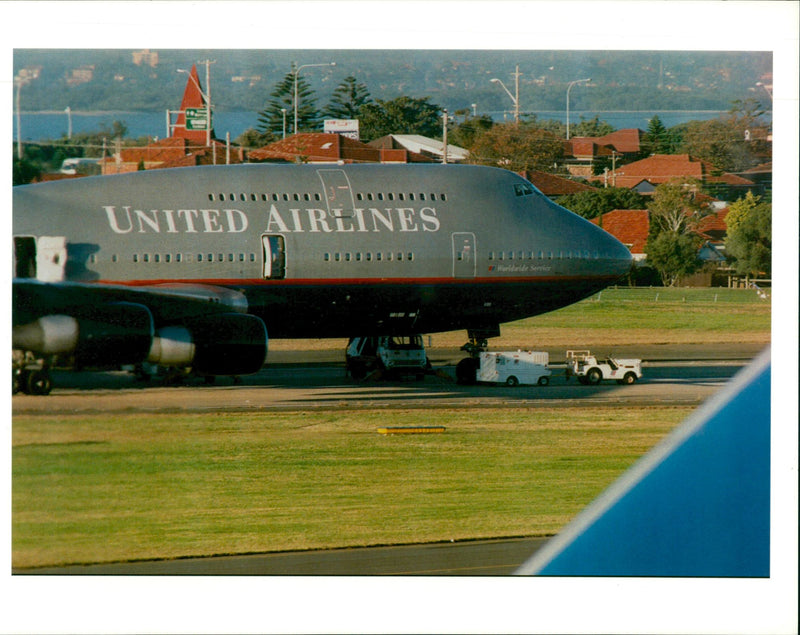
[14,109,766,143]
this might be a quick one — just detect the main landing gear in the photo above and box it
[13,350,54,395]
[455,327,499,385]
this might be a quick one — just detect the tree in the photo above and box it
[235,128,276,149]
[676,100,770,173]
[647,178,709,234]
[322,76,372,120]
[358,96,442,141]
[724,192,771,277]
[644,179,709,285]
[468,123,564,172]
[447,114,494,149]
[645,232,702,287]
[557,188,647,220]
[256,72,319,135]
[640,114,678,156]
[568,115,615,138]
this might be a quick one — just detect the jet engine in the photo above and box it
[12,301,155,368]
[147,313,268,376]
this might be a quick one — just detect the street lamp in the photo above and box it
[490,64,520,124]
[566,78,591,140]
[293,61,336,135]
[177,67,212,146]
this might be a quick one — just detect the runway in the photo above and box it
[11,343,763,415]
[19,537,548,576]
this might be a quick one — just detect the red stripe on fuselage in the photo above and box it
[94,275,621,287]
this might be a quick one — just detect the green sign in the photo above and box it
[185,107,210,131]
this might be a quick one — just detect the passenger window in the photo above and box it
[208,194,215,201]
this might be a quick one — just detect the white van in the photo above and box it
[477,351,551,386]
[346,335,429,380]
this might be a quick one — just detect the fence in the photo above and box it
[591,286,770,304]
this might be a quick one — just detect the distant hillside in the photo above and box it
[14,49,772,116]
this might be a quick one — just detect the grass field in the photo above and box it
[270,286,772,351]
[12,286,770,569]
[12,407,690,568]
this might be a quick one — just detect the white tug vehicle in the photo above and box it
[566,350,642,385]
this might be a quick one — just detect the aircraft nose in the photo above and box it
[601,228,634,277]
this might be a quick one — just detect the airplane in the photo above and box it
[12,162,632,394]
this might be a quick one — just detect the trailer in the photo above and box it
[566,350,642,385]
[477,350,552,386]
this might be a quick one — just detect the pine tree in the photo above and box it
[322,76,372,120]
[256,71,320,135]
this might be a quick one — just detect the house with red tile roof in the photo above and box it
[100,137,244,175]
[564,128,642,177]
[517,169,596,197]
[248,133,431,164]
[594,154,755,197]
[591,209,650,262]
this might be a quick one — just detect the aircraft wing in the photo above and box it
[12,279,268,378]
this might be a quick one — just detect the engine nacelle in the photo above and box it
[73,302,155,367]
[12,302,155,367]
[148,313,268,376]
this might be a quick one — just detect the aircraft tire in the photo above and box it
[456,357,478,385]
[26,369,53,395]
[538,376,549,386]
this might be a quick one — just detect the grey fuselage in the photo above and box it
[13,163,632,337]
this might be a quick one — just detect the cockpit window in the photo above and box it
[514,183,534,197]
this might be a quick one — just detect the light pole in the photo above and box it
[65,106,72,140]
[566,78,591,140]
[293,61,336,135]
[490,64,520,124]
[177,66,213,147]
[281,108,287,139]
[15,76,24,159]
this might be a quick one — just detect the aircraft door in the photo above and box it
[261,234,286,279]
[36,236,68,282]
[451,232,476,278]
[317,169,355,218]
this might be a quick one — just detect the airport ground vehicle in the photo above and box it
[477,350,551,386]
[566,350,642,385]
[345,335,429,380]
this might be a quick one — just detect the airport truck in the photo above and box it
[566,350,642,385]
[477,350,551,386]
[345,335,429,380]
